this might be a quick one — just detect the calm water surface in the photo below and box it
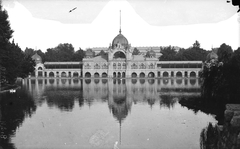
[0,78,217,149]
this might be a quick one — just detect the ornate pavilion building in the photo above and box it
[82,29,162,78]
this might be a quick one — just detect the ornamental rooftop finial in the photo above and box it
[119,10,121,34]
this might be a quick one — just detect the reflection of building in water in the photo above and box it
[24,78,83,110]
[82,78,200,103]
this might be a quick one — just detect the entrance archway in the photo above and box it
[94,72,100,78]
[122,72,125,78]
[140,72,145,78]
[61,72,67,77]
[38,71,43,77]
[176,71,182,77]
[117,72,121,78]
[113,51,126,59]
[102,72,108,78]
[85,72,91,78]
[73,72,79,77]
[190,72,196,77]
[148,72,155,78]
[113,72,116,78]
[131,73,137,78]
[49,72,54,77]
[163,72,169,77]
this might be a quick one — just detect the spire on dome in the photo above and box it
[119,10,121,34]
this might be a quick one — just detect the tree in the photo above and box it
[24,47,35,57]
[193,40,200,48]
[159,46,177,61]
[132,48,140,55]
[45,48,57,62]
[4,41,24,83]
[201,45,240,103]
[0,4,35,84]
[72,48,85,61]
[181,41,208,61]
[56,43,75,61]
[19,55,36,78]
[45,43,75,62]
[217,43,233,63]
[0,2,14,84]
[96,50,106,56]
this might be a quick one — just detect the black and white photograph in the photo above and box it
[0,0,240,149]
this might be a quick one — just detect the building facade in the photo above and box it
[82,30,162,78]
[31,53,82,78]
[30,30,202,78]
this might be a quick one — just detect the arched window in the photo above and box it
[85,63,91,69]
[122,63,126,69]
[149,63,154,69]
[102,63,108,69]
[140,63,146,69]
[113,63,116,69]
[118,63,121,69]
[94,64,100,69]
[131,63,138,69]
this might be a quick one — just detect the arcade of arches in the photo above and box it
[31,31,202,78]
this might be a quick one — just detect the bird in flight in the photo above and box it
[69,7,77,13]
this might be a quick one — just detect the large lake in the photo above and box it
[0,78,217,149]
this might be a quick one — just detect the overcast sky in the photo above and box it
[2,0,240,52]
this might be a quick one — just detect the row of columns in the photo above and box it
[158,70,199,78]
[85,71,157,78]
[34,70,81,78]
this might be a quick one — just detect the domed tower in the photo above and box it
[31,53,45,77]
[112,30,129,50]
[206,50,218,62]
[108,10,134,78]
[31,53,42,64]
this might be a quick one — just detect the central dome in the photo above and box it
[112,32,128,49]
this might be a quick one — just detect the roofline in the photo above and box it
[44,62,82,64]
[157,61,202,64]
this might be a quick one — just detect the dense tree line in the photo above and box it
[201,44,240,104]
[0,3,35,85]
[159,40,209,61]
[24,43,86,63]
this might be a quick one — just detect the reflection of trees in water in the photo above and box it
[159,95,177,108]
[0,89,37,149]
[43,88,83,111]
[147,98,156,108]
[179,97,225,124]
